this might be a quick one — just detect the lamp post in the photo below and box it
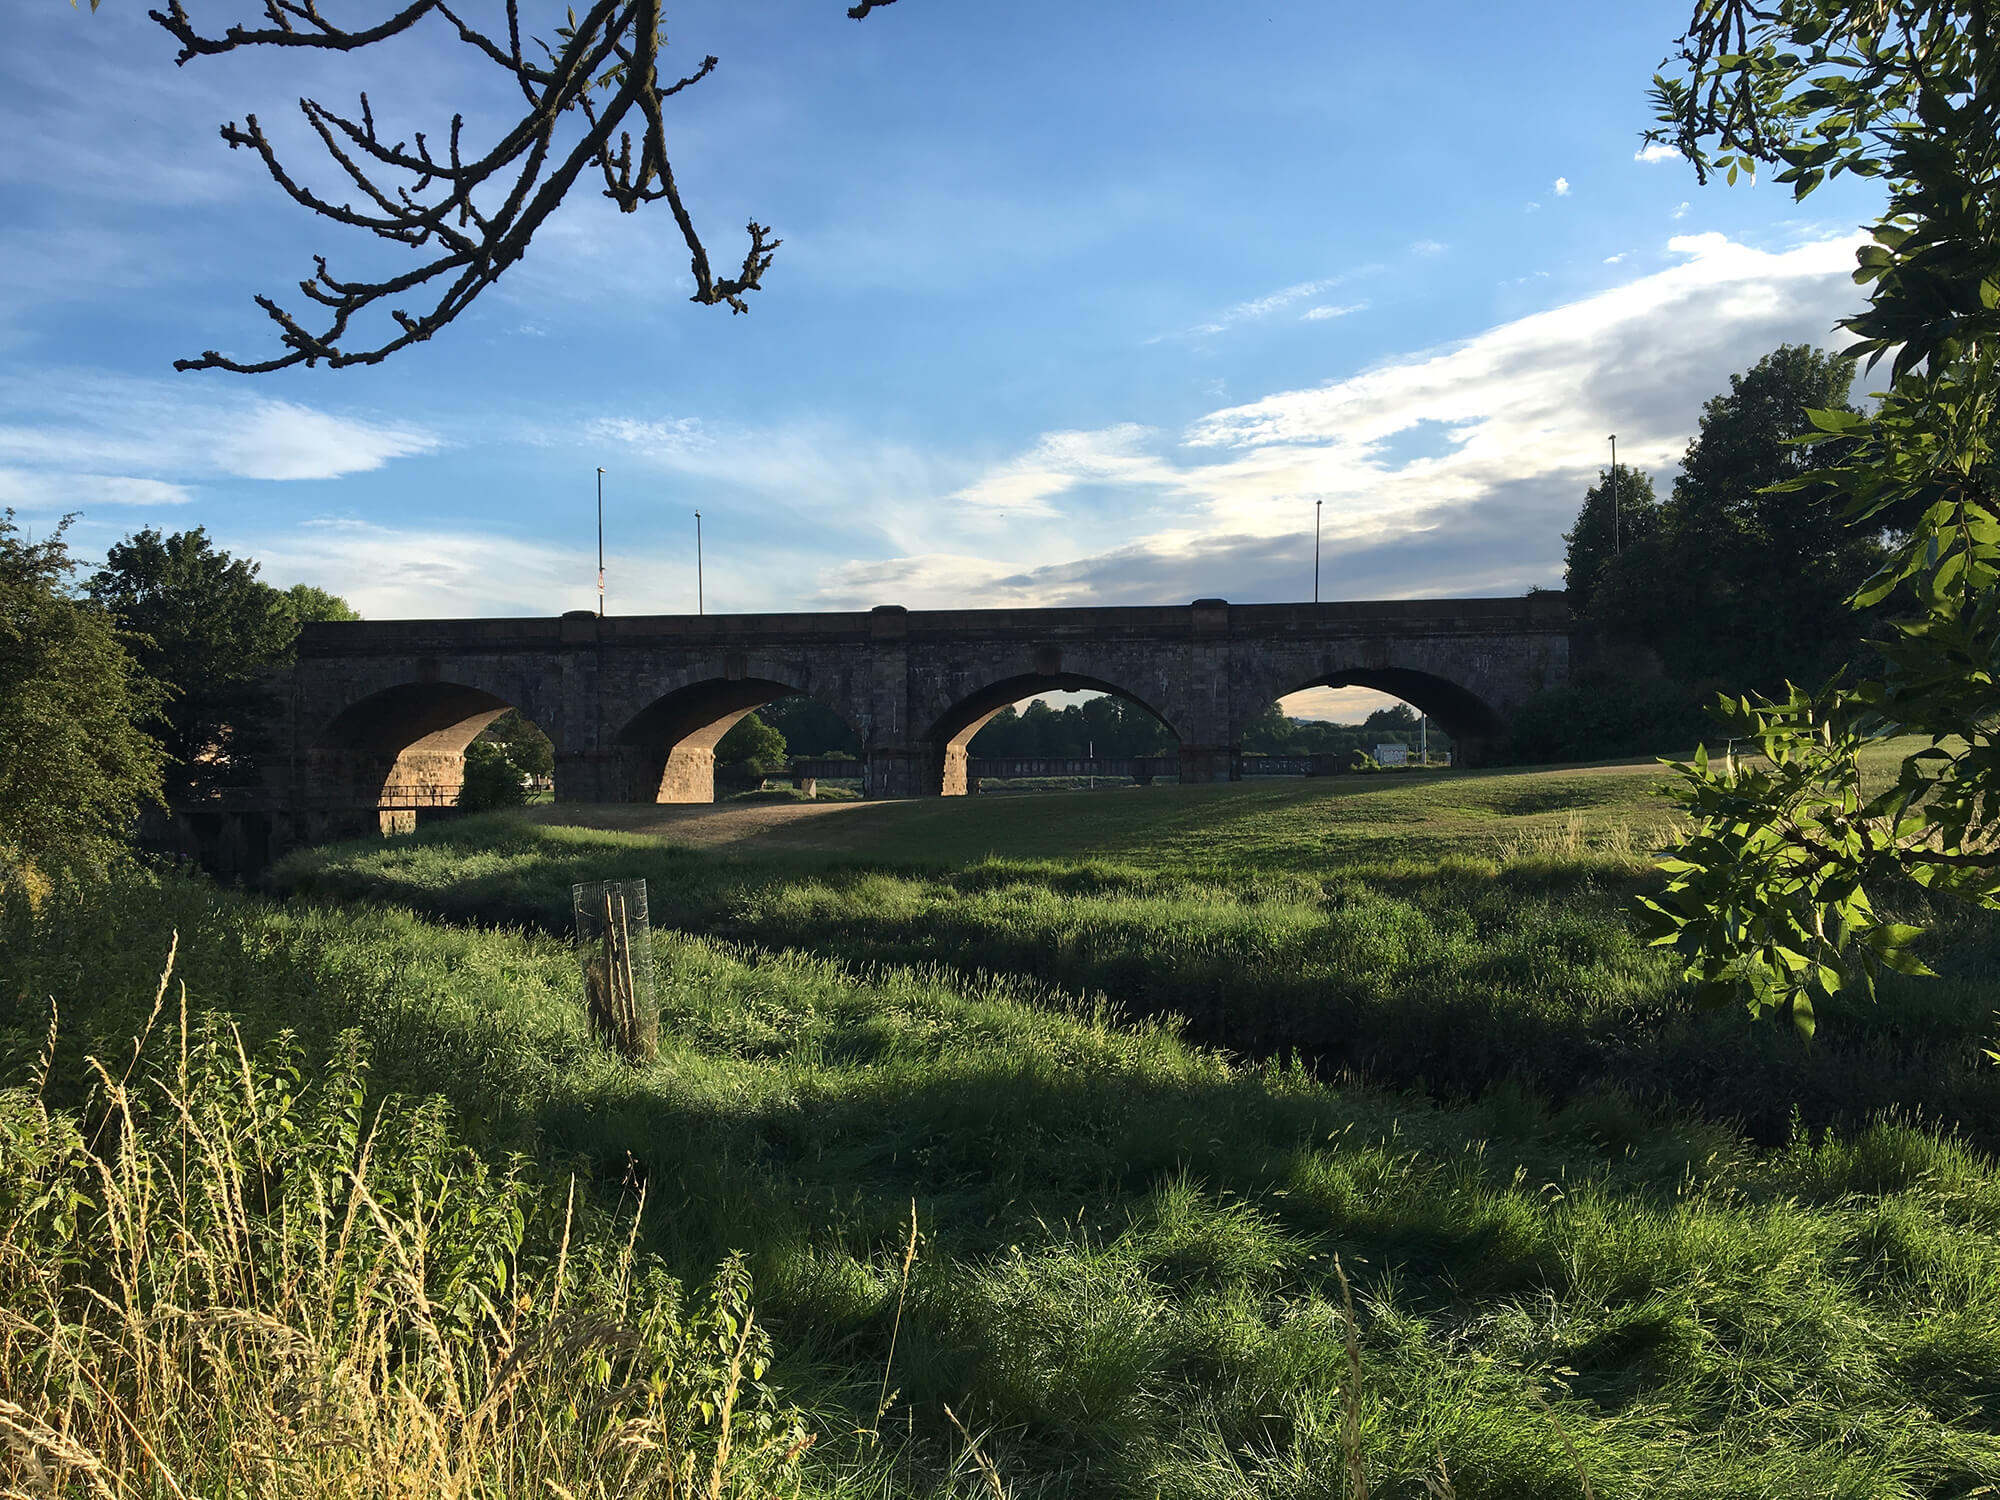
[596,467,606,617]
[694,510,703,615]
[1608,435,1619,557]
[1313,497,1323,604]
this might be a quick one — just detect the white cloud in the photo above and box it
[1672,201,1691,219]
[1525,201,1542,213]
[1635,142,1681,164]
[802,230,1864,611]
[1409,239,1446,257]
[1281,684,1405,722]
[243,231,1869,621]
[0,469,193,508]
[948,425,1167,518]
[1303,301,1368,321]
[211,402,438,481]
[1603,253,1627,264]
[0,377,442,485]
[1158,272,1372,340]
[1554,176,1571,196]
[240,518,590,619]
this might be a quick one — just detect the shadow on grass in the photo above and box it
[9,869,2000,1496]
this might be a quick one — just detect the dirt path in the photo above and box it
[521,798,907,852]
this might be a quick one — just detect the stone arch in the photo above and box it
[616,676,861,803]
[921,671,1182,797]
[314,680,523,816]
[1253,666,1507,765]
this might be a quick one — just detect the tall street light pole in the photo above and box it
[694,510,703,615]
[596,466,606,617]
[1608,435,1620,557]
[1313,498,1323,604]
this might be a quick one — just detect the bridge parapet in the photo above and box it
[248,594,1572,849]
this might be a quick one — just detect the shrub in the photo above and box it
[459,739,528,810]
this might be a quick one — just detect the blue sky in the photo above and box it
[4,1,1883,716]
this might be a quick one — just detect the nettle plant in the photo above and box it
[1638,1,2000,1033]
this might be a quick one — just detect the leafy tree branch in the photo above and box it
[1641,1,2000,1031]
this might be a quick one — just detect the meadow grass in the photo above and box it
[9,838,2000,1496]
[269,758,2000,1148]
[0,941,813,1500]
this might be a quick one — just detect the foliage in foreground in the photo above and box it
[0,513,165,885]
[1643,1,2000,1023]
[9,869,2000,1496]
[0,952,808,1499]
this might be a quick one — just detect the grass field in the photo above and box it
[10,754,2000,1496]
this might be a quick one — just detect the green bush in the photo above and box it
[1493,668,1712,765]
[459,740,528,810]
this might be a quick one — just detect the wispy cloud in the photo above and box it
[0,375,442,483]
[1158,271,1372,341]
[1302,301,1368,321]
[0,469,193,509]
[200,232,1867,621]
[804,230,1863,610]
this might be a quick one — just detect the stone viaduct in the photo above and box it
[255,593,1574,842]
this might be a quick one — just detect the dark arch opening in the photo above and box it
[315,681,538,825]
[925,672,1180,796]
[616,678,859,803]
[1271,667,1503,767]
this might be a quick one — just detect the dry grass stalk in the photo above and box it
[872,1198,921,1434]
[1332,1253,1369,1500]
[944,1403,1008,1500]
[0,942,802,1499]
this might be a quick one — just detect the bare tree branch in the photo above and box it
[146,0,890,371]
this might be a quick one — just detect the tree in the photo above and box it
[285,583,360,623]
[1579,347,1876,693]
[119,0,902,372]
[1639,2,2000,1032]
[473,709,554,780]
[86,528,295,796]
[457,739,530,811]
[1563,464,1660,617]
[0,512,167,878]
[715,710,785,769]
[758,695,862,757]
[1362,704,1420,733]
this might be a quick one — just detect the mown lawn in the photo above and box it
[8,754,2000,1497]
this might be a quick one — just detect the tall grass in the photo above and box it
[10,872,2000,1495]
[270,815,2000,1147]
[0,941,810,1499]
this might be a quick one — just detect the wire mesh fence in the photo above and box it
[571,878,659,1061]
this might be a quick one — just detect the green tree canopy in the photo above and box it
[1362,704,1421,732]
[715,711,786,769]
[758,695,862,757]
[284,583,360,623]
[0,512,166,878]
[86,528,294,795]
[1563,464,1660,618]
[1580,345,1880,695]
[474,709,555,782]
